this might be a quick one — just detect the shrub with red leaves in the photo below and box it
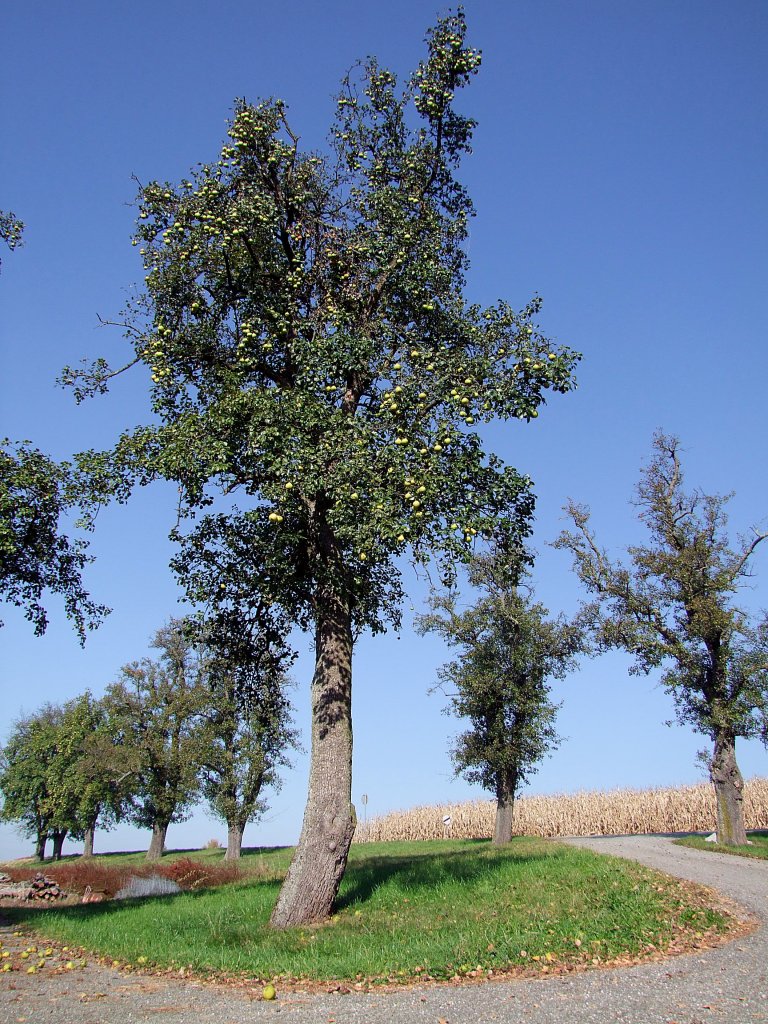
[2,856,241,897]
[153,857,241,890]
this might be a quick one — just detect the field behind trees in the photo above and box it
[355,778,768,843]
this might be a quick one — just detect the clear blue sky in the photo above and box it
[1,0,766,859]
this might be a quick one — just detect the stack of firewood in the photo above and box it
[25,873,66,901]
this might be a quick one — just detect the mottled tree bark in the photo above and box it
[711,729,748,846]
[146,819,169,861]
[82,826,95,858]
[492,768,518,845]
[34,833,47,861]
[225,822,245,861]
[270,586,355,928]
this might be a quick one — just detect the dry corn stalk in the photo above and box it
[354,777,768,843]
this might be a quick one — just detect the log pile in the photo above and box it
[28,872,66,901]
[0,871,67,902]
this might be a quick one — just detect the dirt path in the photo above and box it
[1,836,766,1023]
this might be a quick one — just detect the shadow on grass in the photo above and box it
[337,841,555,910]
[2,840,559,929]
[18,844,295,865]
[1,873,285,931]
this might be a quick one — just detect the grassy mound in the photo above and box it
[2,839,734,986]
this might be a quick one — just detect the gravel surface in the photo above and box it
[1,835,766,1024]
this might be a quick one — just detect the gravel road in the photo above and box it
[1,835,766,1024]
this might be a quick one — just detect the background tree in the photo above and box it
[555,431,768,845]
[66,12,579,924]
[418,548,582,843]
[50,692,130,857]
[104,621,210,860]
[0,705,62,860]
[0,440,108,641]
[202,664,299,860]
[180,611,299,860]
[0,695,132,860]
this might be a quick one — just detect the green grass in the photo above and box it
[674,831,768,860]
[3,839,731,984]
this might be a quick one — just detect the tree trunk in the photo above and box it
[35,833,47,861]
[146,820,169,861]
[81,812,99,857]
[51,829,67,860]
[270,586,355,928]
[710,729,748,845]
[82,826,95,858]
[493,769,518,845]
[224,821,245,861]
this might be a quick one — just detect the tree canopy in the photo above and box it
[1,212,106,642]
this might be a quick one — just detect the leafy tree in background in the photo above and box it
[555,431,768,846]
[418,549,582,843]
[104,621,211,861]
[0,696,131,860]
[51,692,131,857]
[202,662,299,861]
[0,705,62,860]
[179,611,299,860]
[65,11,579,924]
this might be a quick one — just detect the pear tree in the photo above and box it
[555,432,768,845]
[418,549,582,844]
[66,12,579,924]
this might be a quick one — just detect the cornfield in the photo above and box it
[354,777,768,843]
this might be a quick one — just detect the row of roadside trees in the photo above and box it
[424,433,767,848]
[0,618,298,861]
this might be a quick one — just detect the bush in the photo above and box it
[153,856,240,890]
[2,854,241,897]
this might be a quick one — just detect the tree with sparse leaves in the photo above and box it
[418,549,582,843]
[555,432,768,846]
[201,661,299,861]
[65,12,579,924]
